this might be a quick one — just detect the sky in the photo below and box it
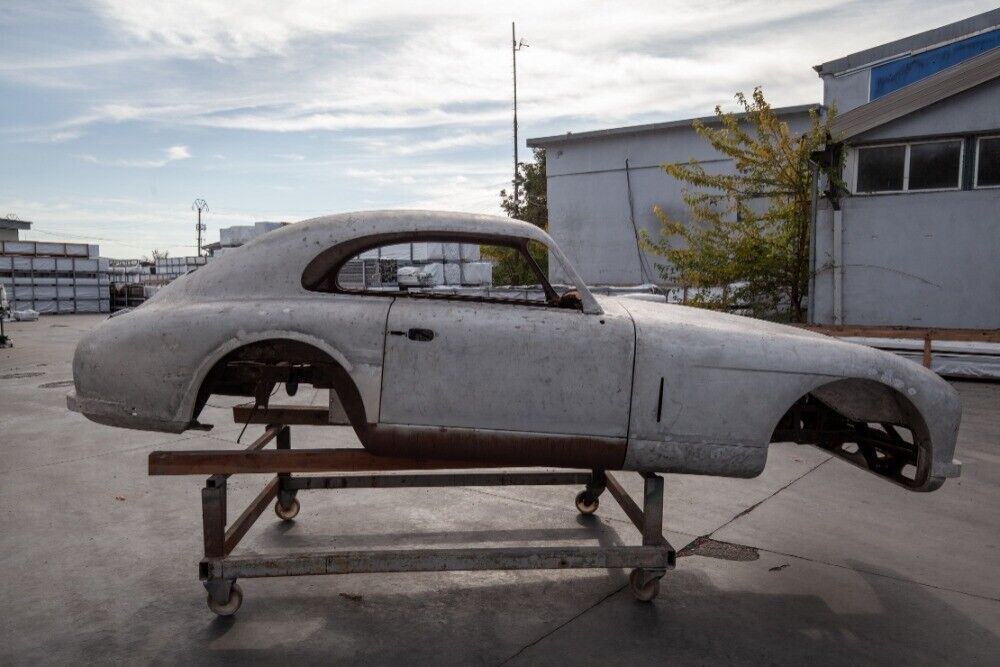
[1,1,995,258]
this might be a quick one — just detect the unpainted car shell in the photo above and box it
[68,210,962,491]
[620,298,960,489]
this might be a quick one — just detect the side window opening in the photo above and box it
[304,234,581,310]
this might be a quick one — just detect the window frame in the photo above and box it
[302,231,565,308]
[852,137,964,195]
[973,134,1000,190]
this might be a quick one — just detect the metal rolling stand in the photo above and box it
[148,406,675,616]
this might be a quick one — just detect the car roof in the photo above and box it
[288,210,550,244]
[157,210,554,301]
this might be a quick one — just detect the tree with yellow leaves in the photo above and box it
[642,89,838,322]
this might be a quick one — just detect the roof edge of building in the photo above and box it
[0,218,32,231]
[526,103,821,148]
[814,8,1000,75]
[829,46,1000,141]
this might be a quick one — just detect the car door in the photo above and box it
[378,296,635,438]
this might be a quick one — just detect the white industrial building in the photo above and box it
[811,11,1000,328]
[528,106,817,287]
[528,9,1000,329]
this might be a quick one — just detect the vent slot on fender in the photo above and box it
[656,377,664,423]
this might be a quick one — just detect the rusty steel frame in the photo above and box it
[151,407,675,613]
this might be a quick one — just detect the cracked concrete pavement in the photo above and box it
[1,315,998,665]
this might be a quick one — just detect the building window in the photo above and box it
[854,139,963,194]
[856,145,905,193]
[908,141,961,190]
[975,136,1000,188]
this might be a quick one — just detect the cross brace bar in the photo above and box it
[201,545,673,580]
[284,471,594,490]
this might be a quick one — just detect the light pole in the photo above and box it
[192,199,209,257]
[511,22,528,218]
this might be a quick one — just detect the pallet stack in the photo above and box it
[154,256,208,279]
[340,242,493,290]
[0,240,110,314]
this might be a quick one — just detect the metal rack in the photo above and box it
[148,406,676,616]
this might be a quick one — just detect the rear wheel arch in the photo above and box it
[182,334,366,429]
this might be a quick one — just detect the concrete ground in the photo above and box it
[1,314,998,665]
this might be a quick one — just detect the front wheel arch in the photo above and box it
[770,377,938,491]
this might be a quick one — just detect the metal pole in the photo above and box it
[512,22,519,218]
[807,161,819,323]
[833,209,843,325]
[192,199,209,258]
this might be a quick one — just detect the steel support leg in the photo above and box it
[201,476,239,610]
[631,473,666,600]
[202,478,226,559]
[585,468,607,501]
[275,426,297,511]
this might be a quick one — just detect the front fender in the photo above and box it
[617,299,961,490]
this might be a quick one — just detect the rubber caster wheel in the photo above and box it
[575,491,599,515]
[207,582,243,617]
[629,568,660,602]
[275,497,300,521]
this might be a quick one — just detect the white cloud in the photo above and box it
[9,0,992,140]
[3,0,997,242]
[359,131,507,156]
[49,130,82,143]
[165,145,190,161]
[80,145,192,168]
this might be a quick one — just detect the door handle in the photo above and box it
[407,328,435,342]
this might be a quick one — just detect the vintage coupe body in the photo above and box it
[69,211,961,491]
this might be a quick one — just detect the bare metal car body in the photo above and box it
[68,211,962,491]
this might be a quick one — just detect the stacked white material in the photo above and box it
[154,256,208,278]
[215,221,288,255]
[352,243,491,288]
[460,262,492,286]
[394,260,494,287]
[0,240,99,258]
[0,241,110,314]
[108,259,154,285]
[220,226,255,247]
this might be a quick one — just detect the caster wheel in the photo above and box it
[575,491,599,515]
[275,497,300,521]
[207,582,243,617]
[629,568,660,602]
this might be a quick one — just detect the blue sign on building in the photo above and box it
[870,28,1000,100]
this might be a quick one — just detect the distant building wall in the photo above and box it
[813,70,1000,328]
[532,108,816,285]
[814,190,999,328]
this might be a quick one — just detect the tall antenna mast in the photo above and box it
[511,22,528,218]
[192,199,209,257]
